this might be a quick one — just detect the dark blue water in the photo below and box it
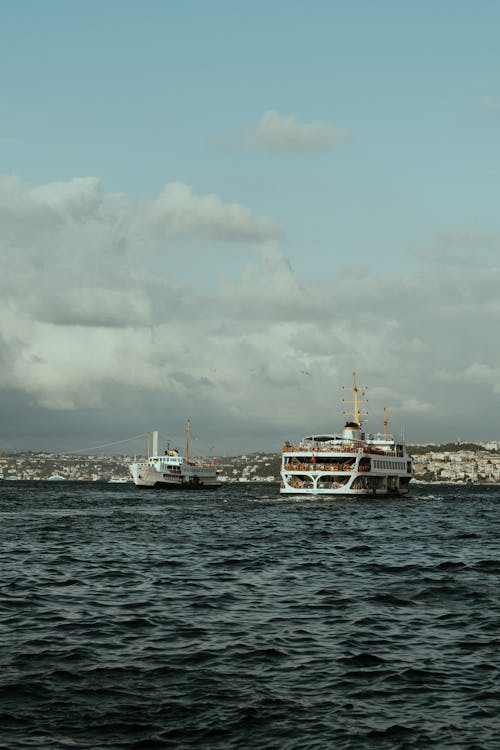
[1,482,499,749]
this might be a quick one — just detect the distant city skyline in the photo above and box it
[1,1,500,454]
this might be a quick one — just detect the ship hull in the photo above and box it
[279,485,410,497]
[129,464,218,490]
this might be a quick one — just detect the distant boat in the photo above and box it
[280,373,413,497]
[48,474,66,481]
[129,420,218,490]
[108,478,129,483]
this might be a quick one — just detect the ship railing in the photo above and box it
[284,462,355,472]
[282,443,361,453]
[282,439,402,455]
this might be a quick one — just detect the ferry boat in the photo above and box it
[129,420,218,490]
[280,374,413,496]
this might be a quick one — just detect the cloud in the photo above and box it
[28,287,152,328]
[0,174,286,425]
[410,227,500,266]
[463,363,499,384]
[28,177,103,221]
[398,398,434,415]
[1,175,500,451]
[239,110,351,152]
[151,181,283,240]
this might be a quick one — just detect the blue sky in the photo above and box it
[1,1,500,453]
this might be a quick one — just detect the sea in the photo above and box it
[1,481,499,750]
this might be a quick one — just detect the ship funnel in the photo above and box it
[151,430,159,456]
[343,421,362,442]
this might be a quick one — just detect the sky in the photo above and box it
[1,0,500,455]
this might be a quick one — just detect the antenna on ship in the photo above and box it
[185,418,191,463]
[342,372,368,425]
[147,431,151,459]
[384,407,388,438]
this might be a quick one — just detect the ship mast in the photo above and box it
[383,407,388,438]
[342,372,368,425]
[185,418,191,463]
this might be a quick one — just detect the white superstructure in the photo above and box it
[129,421,218,490]
[280,374,413,496]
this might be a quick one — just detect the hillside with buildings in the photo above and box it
[410,442,500,484]
[0,442,499,484]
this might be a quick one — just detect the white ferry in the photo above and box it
[280,374,413,497]
[129,420,218,490]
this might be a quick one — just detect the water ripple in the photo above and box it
[1,482,499,749]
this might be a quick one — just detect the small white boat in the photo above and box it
[129,420,218,490]
[280,374,413,497]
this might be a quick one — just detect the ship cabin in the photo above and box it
[136,431,184,474]
[149,449,183,471]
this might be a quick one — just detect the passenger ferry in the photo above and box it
[280,374,413,496]
[129,420,218,489]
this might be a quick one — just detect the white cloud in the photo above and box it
[28,177,103,221]
[1,175,500,451]
[463,363,499,384]
[151,181,283,240]
[240,110,351,152]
